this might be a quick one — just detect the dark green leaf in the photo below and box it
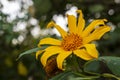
[70,76,100,80]
[99,56,120,76]
[49,71,73,80]
[17,47,45,60]
[84,59,100,75]
[50,71,100,80]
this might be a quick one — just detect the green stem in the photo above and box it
[71,54,82,72]
[73,72,86,77]
[102,73,120,80]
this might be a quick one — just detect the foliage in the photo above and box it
[18,49,120,80]
[0,0,120,80]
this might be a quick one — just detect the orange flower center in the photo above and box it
[61,33,83,51]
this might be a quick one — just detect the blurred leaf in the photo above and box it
[5,57,13,67]
[17,47,46,60]
[99,56,120,77]
[84,59,100,75]
[84,56,120,77]
[34,0,52,17]
[18,62,28,76]
[113,14,120,23]
[49,71,73,80]
[89,4,104,13]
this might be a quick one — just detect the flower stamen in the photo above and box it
[61,33,83,51]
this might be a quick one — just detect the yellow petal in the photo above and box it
[76,10,85,34]
[67,15,77,34]
[83,25,111,44]
[36,50,44,59]
[38,37,61,47]
[74,49,93,60]
[47,21,67,38]
[91,25,111,37]
[41,46,62,67]
[57,51,72,70]
[83,44,98,58]
[82,19,107,37]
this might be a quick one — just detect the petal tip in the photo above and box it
[103,19,108,22]
[107,26,112,30]
[36,50,44,60]
[66,14,69,17]
[47,21,55,28]
[37,43,41,47]
[38,40,43,46]
[103,25,112,31]
[66,14,74,17]
[76,10,82,13]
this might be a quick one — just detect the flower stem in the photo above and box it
[71,54,82,72]
[102,73,120,80]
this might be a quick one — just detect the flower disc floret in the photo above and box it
[61,33,82,51]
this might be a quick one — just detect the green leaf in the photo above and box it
[17,47,45,60]
[49,71,73,80]
[70,72,100,80]
[84,59,100,75]
[99,56,120,77]
[50,71,100,80]
[71,76,100,80]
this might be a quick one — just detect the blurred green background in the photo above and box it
[0,0,120,80]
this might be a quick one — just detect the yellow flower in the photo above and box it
[36,10,111,70]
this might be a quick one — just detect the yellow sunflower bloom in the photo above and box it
[36,10,111,70]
